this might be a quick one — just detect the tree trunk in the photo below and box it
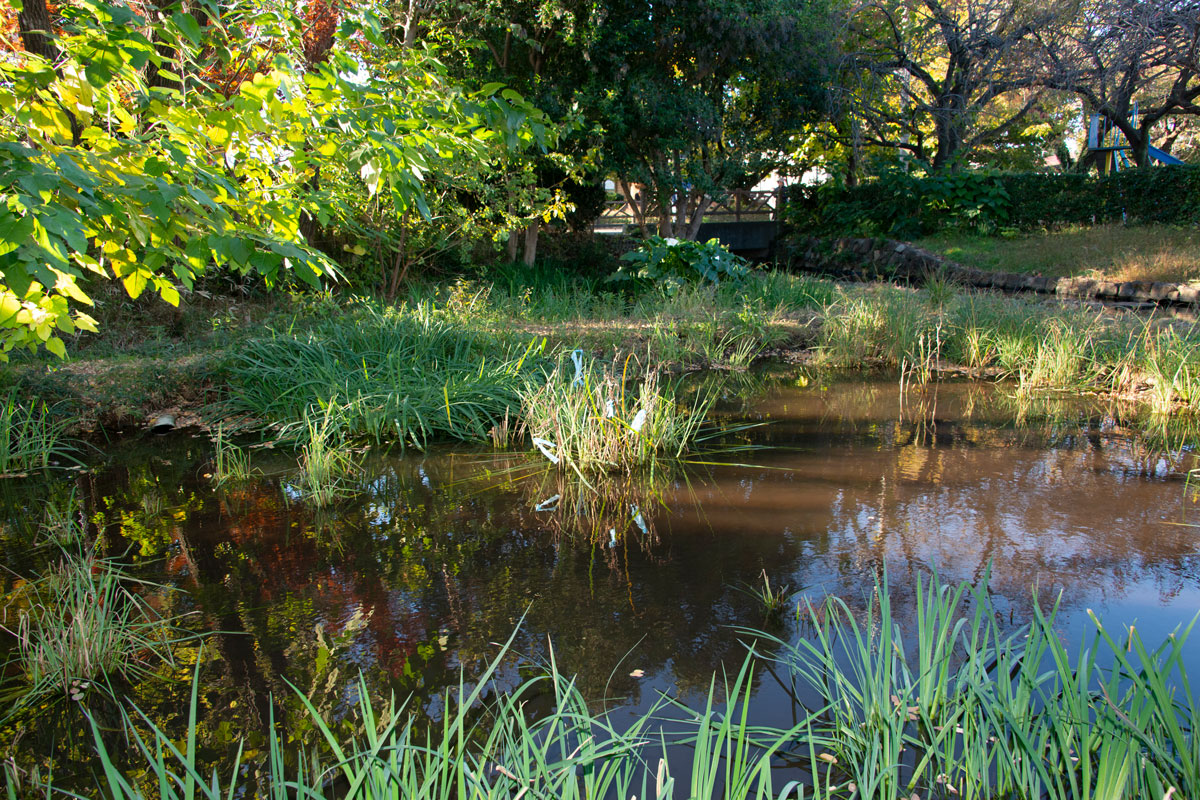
[17,0,57,60]
[522,219,539,267]
[620,183,653,238]
[1130,129,1150,168]
[656,186,676,237]
[685,195,710,240]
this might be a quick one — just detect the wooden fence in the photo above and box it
[596,188,782,228]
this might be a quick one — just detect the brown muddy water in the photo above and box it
[3,370,1200,782]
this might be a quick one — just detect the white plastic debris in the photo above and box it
[571,349,585,387]
[532,437,560,464]
[534,494,561,512]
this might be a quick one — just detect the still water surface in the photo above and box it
[3,372,1200,778]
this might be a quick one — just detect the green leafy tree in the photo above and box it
[832,0,1066,172]
[0,0,552,357]
[413,0,604,266]
[593,0,832,239]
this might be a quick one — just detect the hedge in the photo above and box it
[784,166,1200,237]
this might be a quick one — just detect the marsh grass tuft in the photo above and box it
[292,402,363,508]
[519,355,713,477]
[0,392,76,476]
[1,545,185,717]
[739,569,794,623]
[210,424,256,487]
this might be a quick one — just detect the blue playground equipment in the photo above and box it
[1088,103,1184,171]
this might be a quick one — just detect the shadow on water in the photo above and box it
[3,368,1200,787]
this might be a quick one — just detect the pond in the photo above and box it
[3,369,1200,788]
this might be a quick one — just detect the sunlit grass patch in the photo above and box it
[226,302,544,448]
[519,354,713,477]
[917,223,1200,284]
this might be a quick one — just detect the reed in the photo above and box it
[24,571,1199,799]
[519,355,714,477]
[65,630,820,800]
[750,571,1200,800]
[1,546,182,717]
[292,402,363,508]
[210,424,255,487]
[0,392,75,475]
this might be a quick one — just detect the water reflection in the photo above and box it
[2,373,1200,786]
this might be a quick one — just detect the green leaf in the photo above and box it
[123,269,148,299]
[171,12,203,45]
[0,210,34,257]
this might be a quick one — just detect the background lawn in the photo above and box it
[915,224,1200,283]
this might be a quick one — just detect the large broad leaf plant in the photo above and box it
[0,0,551,358]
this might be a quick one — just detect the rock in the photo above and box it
[1176,285,1200,305]
[1149,282,1174,302]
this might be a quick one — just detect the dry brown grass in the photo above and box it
[917,224,1200,283]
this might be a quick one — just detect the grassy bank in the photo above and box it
[915,223,1200,284]
[4,266,1200,455]
[21,573,1199,799]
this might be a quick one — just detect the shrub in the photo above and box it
[609,236,750,295]
[786,165,1200,237]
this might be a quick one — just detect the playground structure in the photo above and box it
[1088,104,1184,172]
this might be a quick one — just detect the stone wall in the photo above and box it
[783,235,1200,307]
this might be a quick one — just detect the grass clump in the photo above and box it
[291,402,363,508]
[55,629,813,800]
[0,392,75,476]
[814,283,1200,417]
[519,354,713,477]
[209,424,256,487]
[225,302,543,448]
[28,571,1200,799]
[753,571,1200,800]
[1,546,183,716]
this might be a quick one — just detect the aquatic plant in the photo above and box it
[209,424,256,487]
[292,402,363,508]
[0,392,76,476]
[751,571,1200,800]
[62,631,817,800]
[519,354,713,477]
[739,569,794,623]
[1,547,183,717]
[26,570,1200,799]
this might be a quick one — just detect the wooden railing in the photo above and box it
[596,188,781,227]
